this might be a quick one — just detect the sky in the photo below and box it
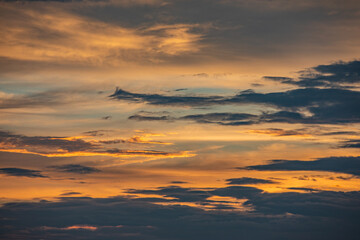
[0,0,360,239]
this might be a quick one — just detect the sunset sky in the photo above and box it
[1,0,360,239]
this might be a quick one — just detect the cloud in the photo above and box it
[128,114,173,121]
[99,134,173,145]
[1,183,360,240]
[339,139,360,148]
[0,130,191,159]
[60,192,82,196]
[242,156,360,176]
[287,187,319,192]
[110,87,224,107]
[127,185,212,202]
[0,167,47,178]
[102,116,112,120]
[0,130,98,154]
[0,5,206,67]
[264,60,360,88]
[179,112,257,125]
[170,181,188,184]
[248,128,311,137]
[49,164,101,174]
[123,86,360,125]
[226,177,276,185]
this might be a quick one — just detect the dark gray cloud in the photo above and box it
[112,60,360,126]
[1,185,360,239]
[179,112,257,125]
[128,114,173,121]
[49,164,100,174]
[170,181,188,184]
[101,115,112,120]
[127,185,211,202]
[116,83,360,125]
[265,60,360,88]
[60,192,82,196]
[339,139,360,148]
[287,187,319,192]
[129,105,357,126]
[226,177,276,185]
[110,87,225,107]
[242,156,360,176]
[0,167,47,178]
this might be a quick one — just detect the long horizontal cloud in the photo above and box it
[0,130,97,153]
[226,177,276,185]
[0,131,193,159]
[115,87,360,110]
[116,86,360,125]
[48,164,100,174]
[242,156,360,176]
[0,167,47,178]
[129,106,357,126]
[339,140,360,148]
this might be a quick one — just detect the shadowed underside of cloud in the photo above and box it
[49,164,100,174]
[0,167,47,178]
[1,186,360,240]
[242,156,360,176]
[226,177,276,185]
[264,60,360,88]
